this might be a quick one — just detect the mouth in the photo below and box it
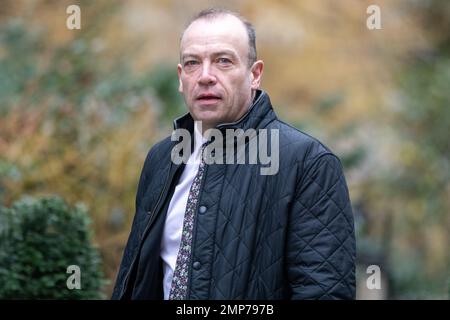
[196,93,222,105]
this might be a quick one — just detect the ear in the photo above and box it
[250,60,264,90]
[177,64,183,93]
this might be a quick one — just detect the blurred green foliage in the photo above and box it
[388,43,450,300]
[353,1,450,299]
[147,65,186,125]
[0,1,186,297]
[0,196,106,299]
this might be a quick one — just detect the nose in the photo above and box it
[198,62,216,86]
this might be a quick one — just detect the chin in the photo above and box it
[193,113,223,128]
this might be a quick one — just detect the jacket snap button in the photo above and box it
[198,206,207,214]
[193,261,201,270]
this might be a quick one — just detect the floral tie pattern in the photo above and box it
[169,143,208,300]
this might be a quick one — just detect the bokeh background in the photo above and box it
[0,0,448,299]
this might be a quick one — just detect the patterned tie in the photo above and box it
[169,142,208,300]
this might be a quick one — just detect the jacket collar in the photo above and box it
[173,89,277,133]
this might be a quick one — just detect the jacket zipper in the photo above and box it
[185,161,209,299]
[118,162,173,299]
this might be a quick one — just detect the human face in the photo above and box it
[178,15,263,132]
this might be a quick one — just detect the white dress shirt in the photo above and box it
[160,123,207,300]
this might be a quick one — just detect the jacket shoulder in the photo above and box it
[140,135,173,168]
[269,119,337,166]
[146,136,173,161]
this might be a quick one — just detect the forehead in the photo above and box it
[180,15,249,57]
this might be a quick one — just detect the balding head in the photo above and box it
[177,8,264,133]
[180,8,257,68]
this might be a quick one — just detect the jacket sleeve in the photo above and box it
[287,153,356,299]
[111,147,154,299]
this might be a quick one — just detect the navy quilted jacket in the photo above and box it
[111,90,356,300]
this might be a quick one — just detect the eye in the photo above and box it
[217,57,232,65]
[184,60,199,67]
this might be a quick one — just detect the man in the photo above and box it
[112,8,355,300]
